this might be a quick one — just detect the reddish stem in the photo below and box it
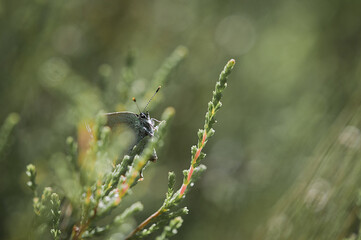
[187,166,194,182]
[180,131,207,196]
[125,208,163,239]
[72,204,98,240]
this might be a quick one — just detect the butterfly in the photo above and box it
[105,86,161,162]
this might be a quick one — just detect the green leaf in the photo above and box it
[167,172,176,197]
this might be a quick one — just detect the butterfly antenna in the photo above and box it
[143,86,161,112]
[132,97,141,114]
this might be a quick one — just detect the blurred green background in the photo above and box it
[1,0,361,239]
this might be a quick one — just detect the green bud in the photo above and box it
[168,172,176,194]
[207,128,215,138]
[191,145,197,156]
[182,170,189,184]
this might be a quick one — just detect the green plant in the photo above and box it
[26,56,235,239]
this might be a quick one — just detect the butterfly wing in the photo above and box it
[105,111,138,129]
[106,111,147,142]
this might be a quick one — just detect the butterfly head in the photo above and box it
[139,112,149,119]
[137,111,155,137]
[132,86,161,137]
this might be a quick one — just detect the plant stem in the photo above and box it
[125,207,164,239]
[126,59,235,239]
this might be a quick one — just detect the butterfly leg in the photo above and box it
[149,148,158,162]
[152,118,162,123]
